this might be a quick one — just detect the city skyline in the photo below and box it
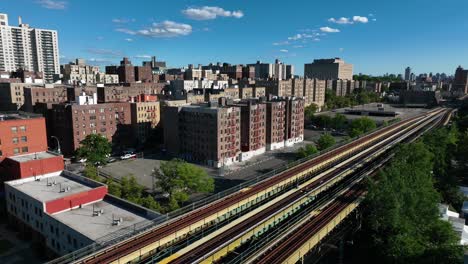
[2,0,467,76]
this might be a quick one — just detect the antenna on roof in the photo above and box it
[92,204,104,216]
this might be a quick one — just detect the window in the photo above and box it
[0,150,2,156]
[11,127,17,133]
[13,148,19,154]
[22,147,28,153]
[19,125,26,132]
[21,136,27,142]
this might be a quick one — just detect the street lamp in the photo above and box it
[51,136,61,154]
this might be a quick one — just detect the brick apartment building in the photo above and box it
[23,85,70,112]
[237,101,266,161]
[0,81,28,111]
[285,97,305,146]
[48,96,132,156]
[97,83,165,103]
[130,94,161,145]
[164,100,241,168]
[265,99,286,150]
[0,113,63,183]
[0,112,48,162]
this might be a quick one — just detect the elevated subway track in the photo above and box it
[60,108,445,264]
[161,108,447,264]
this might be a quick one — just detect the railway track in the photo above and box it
[248,109,447,264]
[65,108,444,264]
[161,108,447,264]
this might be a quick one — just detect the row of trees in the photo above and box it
[356,142,463,263]
[350,105,468,263]
[325,89,381,110]
[297,134,336,159]
[353,74,402,83]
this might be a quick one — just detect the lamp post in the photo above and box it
[51,136,61,154]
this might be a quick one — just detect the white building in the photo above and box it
[61,59,119,85]
[5,170,158,256]
[0,13,60,83]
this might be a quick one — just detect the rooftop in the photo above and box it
[8,151,60,163]
[52,198,148,241]
[9,173,93,203]
[0,111,43,121]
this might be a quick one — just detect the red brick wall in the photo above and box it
[0,155,63,181]
[0,117,48,162]
[45,186,108,214]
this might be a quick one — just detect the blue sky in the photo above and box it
[2,0,468,76]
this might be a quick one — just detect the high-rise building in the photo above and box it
[404,67,412,81]
[0,14,60,83]
[248,59,294,80]
[304,58,353,80]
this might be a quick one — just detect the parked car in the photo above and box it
[107,157,117,163]
[120,153,136,160]
[78,158,87,163]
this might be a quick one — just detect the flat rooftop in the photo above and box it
[8,151,60,163]
[0,112,43,121]
[10,174,93,202]
[52,198,148,241]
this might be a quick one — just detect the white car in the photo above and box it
[78,158,87,163]
[120,153,136,160]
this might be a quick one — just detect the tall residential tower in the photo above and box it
[0,13,60,82]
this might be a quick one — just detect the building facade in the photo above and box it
[238,101,266,161]
[0,112,48,162]
[48,99,132,156]
[0,14,60,82]
[304,58,353,80]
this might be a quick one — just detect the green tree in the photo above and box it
[139,195,162,211]
[313,115,333,129]
[106,178,121,197]
[120,175,143,201]
[316,133,335,151]
[83,165,98,180]
[297,144,318,159]
[153,159,214,207]
[304,104,319,122]
[332,113,347,130]
[76,134,111,166]
[349,117,377,137]
[360,142,463,263]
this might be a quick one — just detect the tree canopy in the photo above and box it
[348,117,377,137]
[358,142,463,263]
[153,159,214,208]
[297,144,318,159]
[316,133,336,151]
[76,134,111,165]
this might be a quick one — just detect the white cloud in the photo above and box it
[134,55,152,59]
[36,0,66,10]
[86,48,123,57]
[320,27,340,33]
[372,18,377,22]
[279,49,289,53]
[353,16,369,23]
[273,41,290,46]
[339,48,344,52]
[182,6,244,20]
[124,38,133,42]
[328,17,353,25]
[117,21,192,38]
[369,13,375,17]
[112,18,136,24]
[288,34,303,41]
[293,45,305,48]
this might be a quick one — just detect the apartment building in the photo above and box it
[265,99,286,150]
[0,112,48,162]
[23,85,69,112]
[237,101,266,160]
[0,14,60,82]
[60,59,118,85]
[164,100,241,168]
[304,58,353,80]
[48,95,132,156]
[248,59,294,80]
[130,95,160,145]
[97,83,165,103]
[285,97,305,146]
[0,81,28,110]
[4,171,157,257]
